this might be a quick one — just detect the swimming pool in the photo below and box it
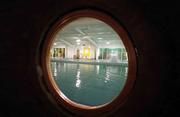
[51,62,128,106]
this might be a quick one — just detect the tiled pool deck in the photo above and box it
[51,58,128,66]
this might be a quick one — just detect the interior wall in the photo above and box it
[0,0,179,117]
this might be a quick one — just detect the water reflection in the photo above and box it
[105,67,110,83]
[51,62,57,77]
[125,67,128,78]
[51,62,128,106]
[75,64,81,88]
[96,65,99,74]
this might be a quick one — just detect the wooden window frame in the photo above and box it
[41,9,137,116]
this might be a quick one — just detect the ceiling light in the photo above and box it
[76,39,81,42]
[106,42,110,44]
[73,37,79,39]
[98,38,102,39]
[83,36,89,39]
[54,43,57,45]
[77,42,80,45]
[98,32,104,34]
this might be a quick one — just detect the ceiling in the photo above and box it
[53,17,125,48]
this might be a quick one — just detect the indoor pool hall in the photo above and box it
[48,17,129,107]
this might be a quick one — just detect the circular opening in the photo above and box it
[41,10,137,115]
[51,17,128,107]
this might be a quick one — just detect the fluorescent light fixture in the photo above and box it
[73,37,79,39]
[98,37,102,39]
[83,36,90,39]
[77,42,80,45]
[76,39,81,42]
[98,32,104,34]
[106,42,110,44]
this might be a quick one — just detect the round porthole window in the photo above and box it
[41,10,137,116]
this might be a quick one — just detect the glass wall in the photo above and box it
[98,48,127,61]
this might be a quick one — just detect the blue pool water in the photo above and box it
[51,62,128,106]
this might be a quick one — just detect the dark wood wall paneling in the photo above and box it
[0,0,179,117]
